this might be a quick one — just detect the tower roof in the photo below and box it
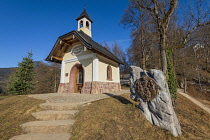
[76,9,93,23]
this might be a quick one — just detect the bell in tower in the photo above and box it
[76,8,93,37]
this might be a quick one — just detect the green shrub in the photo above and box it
[166,49,177,100]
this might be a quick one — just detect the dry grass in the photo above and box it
[175,95,210,139]
[0,95,45,140]
[71,93,210,140]
[0,96,9,101]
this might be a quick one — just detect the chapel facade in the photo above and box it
[46,9,123,94]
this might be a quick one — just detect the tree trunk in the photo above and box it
[197,65,202,89]
[206,50,209,70]
[194,49,202,89]
[140,25,146,70]
[54,74,57,93]
[142,51,146,70]
[159,29,168,74]
[184,76,187,93]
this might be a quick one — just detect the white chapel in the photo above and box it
[46,9,123,94]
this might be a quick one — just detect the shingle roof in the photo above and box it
[76,31,123,64]
[76,9,93,23]
[46,30,124,65]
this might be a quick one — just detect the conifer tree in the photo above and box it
[7,52,35,95]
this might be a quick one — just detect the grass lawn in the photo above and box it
[70,93,210,140]
[0,95,45,140]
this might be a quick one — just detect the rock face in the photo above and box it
[130,66,182,137]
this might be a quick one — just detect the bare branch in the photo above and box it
[162,0,178,25]
[184,21,210,45]
[136,0,153,12]
[152,0,161,25]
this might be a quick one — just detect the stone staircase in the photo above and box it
[10,90,129,140]
[10,102,82,140]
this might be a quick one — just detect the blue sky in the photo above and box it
[0,0,130,68]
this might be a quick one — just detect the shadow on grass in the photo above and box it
[103,93,133,105]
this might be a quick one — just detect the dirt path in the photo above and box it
[177,89,210,114]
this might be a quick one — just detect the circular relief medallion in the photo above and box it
[71,45,84,55]
[134,75,160,102]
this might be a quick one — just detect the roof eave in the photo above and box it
[46,30,124,65]
[76,16,93,23]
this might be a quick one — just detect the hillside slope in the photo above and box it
[0,95,44,140]
[0,61,42,93]
[0,68,16,93]
[71,93,210,140]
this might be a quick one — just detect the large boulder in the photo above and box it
[130,66,182,137]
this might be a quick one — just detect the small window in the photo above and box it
[86,21,89,29]
[107,65,112,81]
[80,20,83,28]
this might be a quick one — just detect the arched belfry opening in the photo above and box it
[79,20,83,28]
[86,21,89,29]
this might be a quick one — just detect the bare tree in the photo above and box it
[101,42,111,51]
[181,0,210,47]
[112,41,123,58]
[32,62,60,94]
[101,41,129,74]
[121,0,158,70]
[111,41,130,74]
[121,0,210,94]
[174,0,210,92]
[135,0,178,74]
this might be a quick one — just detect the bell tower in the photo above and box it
[76,8,93,37]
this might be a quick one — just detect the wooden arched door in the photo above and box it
[69,64,84,93]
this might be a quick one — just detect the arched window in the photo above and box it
[80,20,83,28]
[107,65,112,81]
[86,21,90,29]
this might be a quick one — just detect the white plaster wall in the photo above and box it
[62,43,94,83]
[98,55,120,83]
[64,50,93,60]
[63,42,94,60]
[61,44,120,84]
[63,58,93,83]
[80,58,93,82]
[78,27,92,37]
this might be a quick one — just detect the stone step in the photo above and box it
[9,133,71,140]
[21,120,75,133]
[32,110,79,120]
[40,102,84,110]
